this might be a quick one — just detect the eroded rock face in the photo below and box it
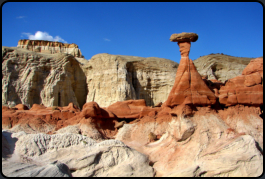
[83,53,178,107]
[17,39,83,58]
[219,57,263,106]
[242,57,263,77]
[194,54,253,83]
[2,46,87,108]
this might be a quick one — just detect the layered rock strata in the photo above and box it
[17,40,83,58]
[219,57,263,106]
[83,53,178,107]
[3,42,257,109]
[2,46,87,108]
[164,32,216,107]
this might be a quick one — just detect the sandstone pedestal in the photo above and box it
[164,32,216,108]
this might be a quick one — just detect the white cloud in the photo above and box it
[21,31,67,43]
[103,38,111,41]
[16,16,25,19]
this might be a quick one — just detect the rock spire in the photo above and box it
[164,32,216,107]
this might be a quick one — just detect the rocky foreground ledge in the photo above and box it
[2,100,263,177]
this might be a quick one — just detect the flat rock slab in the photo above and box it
[170,32,198,42]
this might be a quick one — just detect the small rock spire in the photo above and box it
[164,32,216,108]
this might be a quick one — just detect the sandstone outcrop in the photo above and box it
[2,131,155,177]
[17,39,83,58]
[242,57,263,77]
[2,46,87,109]
[106,99,160,119]
[193,53,253,82]
[219,57,263,106]
[164,33,216,107]
[83,53,178,107]
[2,100,119,141]
[2,102,80,134]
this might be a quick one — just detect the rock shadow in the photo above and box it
[126,62,154,107]
[2,131,18,159]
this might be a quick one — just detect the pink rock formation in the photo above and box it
[242,57,263,77]
[219,57,263,106]
[81,102,102,118]
[164,33,216,107]
[106,99,159,119]
[14,104,29,110]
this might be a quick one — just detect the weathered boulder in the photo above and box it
[29,104,47,111]
[13,104,29,110]
[170,32,198,42]
[17,39,83,58]
[81,102,102,118]
[106,99,159,119]
[219,57,263,106]
[2,46,87,109]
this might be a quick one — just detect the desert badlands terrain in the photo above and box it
[2,33,263,177]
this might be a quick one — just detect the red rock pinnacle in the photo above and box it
[164,32,216,107]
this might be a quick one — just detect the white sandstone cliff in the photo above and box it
[2,46,87,108]
[83,53,178,107]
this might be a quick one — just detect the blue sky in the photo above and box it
[2,2,263,63]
